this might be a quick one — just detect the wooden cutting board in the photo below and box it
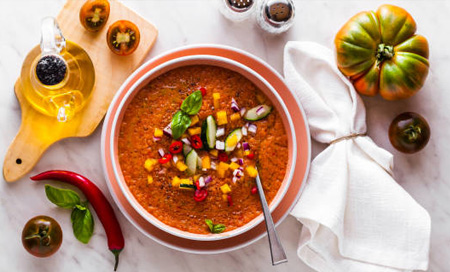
[3,0,158,182]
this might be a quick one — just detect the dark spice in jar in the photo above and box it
[35,55,67,86]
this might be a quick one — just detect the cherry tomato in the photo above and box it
[251,186,258,195]
[218,152,228,162]
[200,87,207,96]
[191,135,203,149]
[169,141,183,154]
[389,112,430,154]
[79,0,110,32]
[22,215,63,258]
[159,154,172,164]
[107,20,140,56]
[194,189,208,202]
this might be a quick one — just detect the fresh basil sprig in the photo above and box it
[170,90,203,139]
[181,90,202,115]
[45,185,94,244]
[205,219,226,234]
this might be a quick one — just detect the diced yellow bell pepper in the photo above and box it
[202,156,211,169]
[244,150,251,156]
[216,111,228,125]
[220,184,231,194]
[147,176,154,184]
[230,113,241,122]
[154,128,163,137]
[229,162,240,171]
[222,194,228,201]
[209,150,219,157]
[176,161,188,172]
[172,176,181,187]
[194,175,201,181]
[188,127,202,136]
[246,166,258,178]
[213,93,221,108]
[235,149,243,157]
[218,168,226,178]
[218,162,230,170]
[256,94,265,104]
[190,115,199,127]
[144,159,158,172]
[227,134,238,148]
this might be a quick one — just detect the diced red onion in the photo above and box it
[216,127,225,137]
[256,106,266,116]
[173,155,179,163]
[231,98,240,112]
[245,122,250,128]
[240,107,246,117]
[216,140,225,150]
[238,167,244,172]
[158,148,165,157]
[242,142,250,151]
[232,177,239,184]
[181,138,191,145]
[202,168,208,172]
[238,158,244,165]
[163,123,172,136]
[198,177,205,188]
[237,142,241,149]
[205,176,212,184]
[248,124,257,134]
[211,162,217,170]
[231,157,238,162]
[241,126,247,136]
[233,169,242,177]
[153,137,162,142]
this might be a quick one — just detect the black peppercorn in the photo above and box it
[35,55,67,86]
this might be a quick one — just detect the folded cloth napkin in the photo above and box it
[283,41,431,272]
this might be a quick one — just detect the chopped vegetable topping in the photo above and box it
[154,128,163,137]
[245,166,258,178]
[230,113,241,122]
[210,150,219,157]
[205,219,225,234]
[200,87,207,96]
[159,154,173,164]
[172,176,181,187]
[248,124,257,134]
[202,156,211,169]
[220,184,231,194]
[229,162,240,171]
[241,126,248,136]
[218,152,229,162]
[231,98,240,112]
[240,107,246,117]
[144,159,158,171]
[216,127,225,137]
[227,195,233,206]
[216,111,228,125]
[190,115,199,127]
[188,127,202,136]
[213,93,221,108]
[169,141,183,154]
[194,189,208,202]
[215,140,225,150]
[251,186,258,195]
[247,153,255,160]
[147,176,153,184]
[176,161,188,172]
[191,135,203,149]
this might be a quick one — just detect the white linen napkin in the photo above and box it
[283,41,431,272]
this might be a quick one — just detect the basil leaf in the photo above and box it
[171,111,192,139]
[205,219,214,232]
[71,205,94,244]
[212,224,226,234]
[181,90,203,115]
[45,184,80,209]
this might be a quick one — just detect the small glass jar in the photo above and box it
[219,0,257,22]
[256,0,295,34]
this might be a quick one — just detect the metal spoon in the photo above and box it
[255,167,288,265]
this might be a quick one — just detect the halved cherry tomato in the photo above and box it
[159,154,172,164]
[194,189,208,202]
[389,112,430,153]
[200,87,207,96]
[107,20,140,56]
[79,0,110,32]
[191,135,203,149]
[22,215,63,258]
[218,152,228,162]
[169,141,183,154]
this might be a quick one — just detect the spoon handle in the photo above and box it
[256,173,288,265]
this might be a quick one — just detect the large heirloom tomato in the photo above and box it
[335,4,429,100]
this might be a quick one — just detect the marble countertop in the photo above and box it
[0,0,448,271]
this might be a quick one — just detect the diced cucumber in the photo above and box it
[244,105,272,121]
[183,144,192,157]
[185,150,198,175]
[225,129,243,152]
[201,115,217,149]
[197,156,203,170]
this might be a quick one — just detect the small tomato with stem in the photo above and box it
[389,112,430,153]
[22,215,63,258]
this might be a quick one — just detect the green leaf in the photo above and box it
[205,219,214,232]
[212,224,226,234]
[181,90,203,115]
[71,206,94,244]
[45,184,80,209]
[171,111,192,139]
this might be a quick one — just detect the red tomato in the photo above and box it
[22,216,63,258]
[107,20,140,56]
[79,0,110,32]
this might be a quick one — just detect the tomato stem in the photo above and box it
[111,249,122,271]
[376,44,394,65]
[403,125,422,142]
[25,225,51,246]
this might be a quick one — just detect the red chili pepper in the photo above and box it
[227,194,233,206]
[218,152,228,162]
[200,87,207,96]
[30,171,124,271]
[247,153,255,160]
[251,186,258,195]
[195,180,201,191]
[159,154,172,164]
[194,189,208,202]
[169,141,183,154]
[191,135,203,149]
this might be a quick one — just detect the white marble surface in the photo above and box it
[0,0,448,271]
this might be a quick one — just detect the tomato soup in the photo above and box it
[118,65,288,234]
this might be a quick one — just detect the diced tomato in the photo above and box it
[218,152,228,162]
[200,87,207,96]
